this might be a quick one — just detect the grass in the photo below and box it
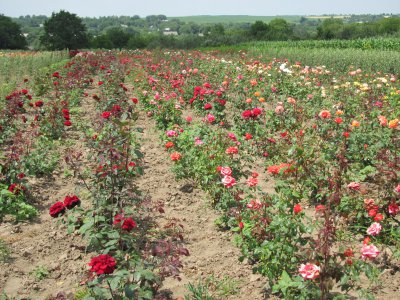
[0,50,69,101]
[184,275,240,299]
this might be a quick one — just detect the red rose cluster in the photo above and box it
[241,107,262,119]
[113,214,137,232]
[88,254,116,275]
[62,108,71,126]
[49,194,81,218]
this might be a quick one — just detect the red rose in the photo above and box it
[252,107,262,117]
[225,147,238,154]
[216,99,226,106]
[63,195,80,209]
[334,117,343,124]
[242,110,253,119]
[165,141,174,149]
[102,111,111,119]
[293,204,302,214]
[344,248,353,257]
[64,120,72,126]
[113,213,124,225]
[34,100,44,107]
[8,183,25,195]
[111,105,122,114]
[204,103,212,110]
[49,202,66,218]
[373,213,384,222]
[121,217,137,231]
[88,254,116,275]
[315,204,326,214]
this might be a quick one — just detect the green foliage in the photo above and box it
[40,10,89,50]
[243,40,400,73]
[30,265,50,281]
[0,184,37,222]
[0,14,27,49]
[0,239,11,263]
[22,136,60,177]
[184,275,240,300]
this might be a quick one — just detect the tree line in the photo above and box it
[1,11,400,50]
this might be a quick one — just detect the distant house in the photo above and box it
[163,28,178,35]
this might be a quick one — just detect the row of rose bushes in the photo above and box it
[125,49,399,299]
[0,55,87,222]
[47,52,191,299]
[1,51,188,299]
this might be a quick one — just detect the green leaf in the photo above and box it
[108,276,121,290]
[79,219,94,234]
[1,189,15,198]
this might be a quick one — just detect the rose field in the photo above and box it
[0,48,399,300]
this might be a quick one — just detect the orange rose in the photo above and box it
[170,152,182,161]
[388,118,399,129]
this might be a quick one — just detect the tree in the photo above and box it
[268,18,293,40]
[91,34,113,49]
[40,10,88,50]
[317,18,344,40]
[106,27,132,49]
[250,21,269,40]
[378,17,400,35]
[0,14,27,49]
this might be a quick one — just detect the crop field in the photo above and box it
[0,46,399,299]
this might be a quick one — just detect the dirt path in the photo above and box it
[135,113,267,299]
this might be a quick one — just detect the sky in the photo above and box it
[1,0,399,17]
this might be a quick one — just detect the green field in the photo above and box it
[200,37,400,74]
[168,15,302,23]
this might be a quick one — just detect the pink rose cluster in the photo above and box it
[298,263,320,280]
[219,166,236,188]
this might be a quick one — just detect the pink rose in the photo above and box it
[221,176,236,188]
[275,105,284,114]
[298,263,320,280]
[247,199,262,210]
[395,184,400,193]
[166,130,177,137]
[347,182,361,191]
[220,167,232,176]
[206,113,215,123]
[361,244,380,260]
[227,132,237,141]
[246,177,258,187]
[366,222,382,236]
